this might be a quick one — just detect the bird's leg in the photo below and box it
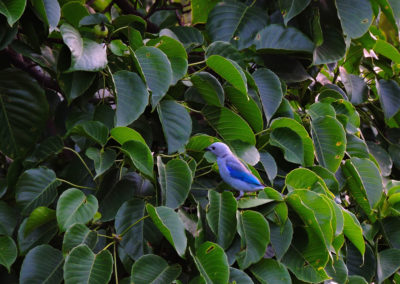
[236,191,244,200]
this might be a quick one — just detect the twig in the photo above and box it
[56,178,96,190]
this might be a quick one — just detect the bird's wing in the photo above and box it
[225,156,263,186]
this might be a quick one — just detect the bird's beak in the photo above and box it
[204,147,210,151]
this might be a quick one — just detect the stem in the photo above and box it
[158,153,180,158]
[101,241,115,252]
[113,242,118,284]
[63,147,95,180]
[195,168,214,178]
[188,60,206,66]
[255,128,270,136]
[120,215,149,237]
[56,178,96,190]
[196,165,212,172]
[98,234,114,239]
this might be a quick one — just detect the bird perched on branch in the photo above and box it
[205,142,265,199]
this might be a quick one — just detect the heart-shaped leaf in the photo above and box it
[64,244,113,284]
[62,223,98,255]
[121,140,154,179]
[56,188,98,232]
[0,235,17,272]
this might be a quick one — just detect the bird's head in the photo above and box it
[205,142,232,157]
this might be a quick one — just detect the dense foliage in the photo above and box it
[1,0,400,283]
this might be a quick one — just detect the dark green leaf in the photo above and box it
[20,245,63,284]
[203,106,255,145]
[133,46,172,107]
[146,204,187,257]
[270,220,293,260]
[85,148,116,179]
[270,127,304,165]
[252,68,283,123]
[157,100,192,154]
[206,191,237,249]
[0,69,49,158]
[311,116,346,172]
[191,0,218,25]
[25,206,56,236]
[131,254,181,284]
[61,1,89,27]
[114,70,149,126]
[64,244,113,284]
[377,248,400,283]
[16,167,61,216]
[115,199,145,260]
[259,152,277,185]
[56,188,98,232]
[343,209,365,255]
[229,267,253,284]
[70,120,109,146]
[255,24,314,53]
[62,224,98,255]
[59,71,96,104]
[377,79,400,119]
[250,258,291,284]
[31,0,60,31]
[367,142,392,176]
[110,126,146,145]
[313,28,346,64]
[0,201,17,236]
[0,0,26,26]
[280,0,311,25]
[159,159,192,209]
[191,242,229,284]
[191,72,224,106]
[0,235,17,272]
[335,0,373,38]
[236,210,270,269]
[121,140,154,179]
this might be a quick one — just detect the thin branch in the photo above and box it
[114,0,159,33]
[57,178,96,190]
[3,48,61,93]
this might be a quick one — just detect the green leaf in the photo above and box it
[203,106,255,145]
[367,142,392,177]
[0,235,17,272]
[56,188,98,232]
[346,242,376,282]
[311,116,346,172]
[280,0,311,25]
[342,209,365,255]
[115,199,145,260]
[286,168,331,196]
[157,100,192,154]
[133,46,172,107]
[225,86,263,132]
[109,39,129,56]
[64,244,113,284]
[18,218,58,255]
[313,28,346,64]
[342,157,383,219]
[20,245,63,284]
[252,68,283,123]
[16,168,61,216]
[70,121,109,146]
[270,117,314,166]
[59,72,96,104]
[236,210,270,269]
[307,102,336,120]
[146,204,187,257]
[259,152,277,185]
[206,191,237,249]
[206,41,246,67]
[255,24,314,53]
[159,159,192,209]
[377,79,400,119]
[62,223,98,255]
[131,254,182,284]
[25,206,56,236]
[168,26,204,51]
[206,55,247,95]
[121,140,154,179]
[339,68,369,105]
[335,0,373,38]
[229,267,253,284]
[60,23,107,71]
[374,39,400,64]
[0,201,17,236]
[0,69,49,158]
[309,165,340,195]
[147,36,188,85]
[0,0,26,26]
[270,220,293,260]
[31,0,60,32]
[325,257,349,284]
[191,0,218,25]
[270,127,304,165]
[61,1,89,27]
[114,70,149,126]
[85,148,116,179]
[110,126,146,145]
[346,134,370,158]
[250,258,291,284]
[191,72,224,106]
[206,1,268,49]
[377,249,400,283]
[191,242,229,284]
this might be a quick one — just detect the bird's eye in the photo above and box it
[211,146,215,150]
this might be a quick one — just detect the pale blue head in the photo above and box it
[205,142,232,158]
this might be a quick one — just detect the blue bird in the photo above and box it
[205,142,265,199]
